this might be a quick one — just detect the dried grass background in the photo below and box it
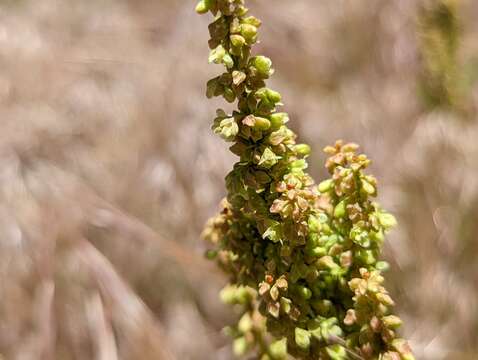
[0,0,477,359]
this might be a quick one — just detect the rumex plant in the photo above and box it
[197,1,415,359]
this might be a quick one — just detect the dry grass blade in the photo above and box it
[77,238,176,360]
[86,292,119,360]
[34,280,56,360]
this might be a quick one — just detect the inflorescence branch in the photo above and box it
[197,1,415,359]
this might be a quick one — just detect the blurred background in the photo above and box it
[0,0,477,359]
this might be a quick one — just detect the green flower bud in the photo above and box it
[297,285,312,300]
[391,339,415,360]
[334,200,346,218]
[318,179,334,193]
[378,212,397,229]
[312,299,333,317]
[220,285,251,305]
[294,328,311,350]
[242,15,262,27]
[382,315,403,329]
[269,338,287,360]
[295,144,311,156]
[223,53,234,69]
[376,292,395,307]
[356,249,376,265]
[306,246,327,257]
[269,112,289,129]
[230,34,246,48]
[240,23,258,42]
[266,88,282,103]
[252,56,273,77]
[350,226,371,248]
[233,336,248,356]
[308,215,320,233]
[254,116,272,131]
[317,256,340,270]
[290,159,307,170]
[362,179,376,195]
[376,261,390,272]
[238,313,253,333]
[195,0,208,14]
[325,344,347,360]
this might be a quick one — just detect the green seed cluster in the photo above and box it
[197,1,415,359]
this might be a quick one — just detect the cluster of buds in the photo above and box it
[198,1,414,359]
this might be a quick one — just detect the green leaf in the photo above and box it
[262,221,282,242]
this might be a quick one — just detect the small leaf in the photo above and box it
[259,147,280,168]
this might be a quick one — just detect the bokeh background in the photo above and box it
[0,0,477,359]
